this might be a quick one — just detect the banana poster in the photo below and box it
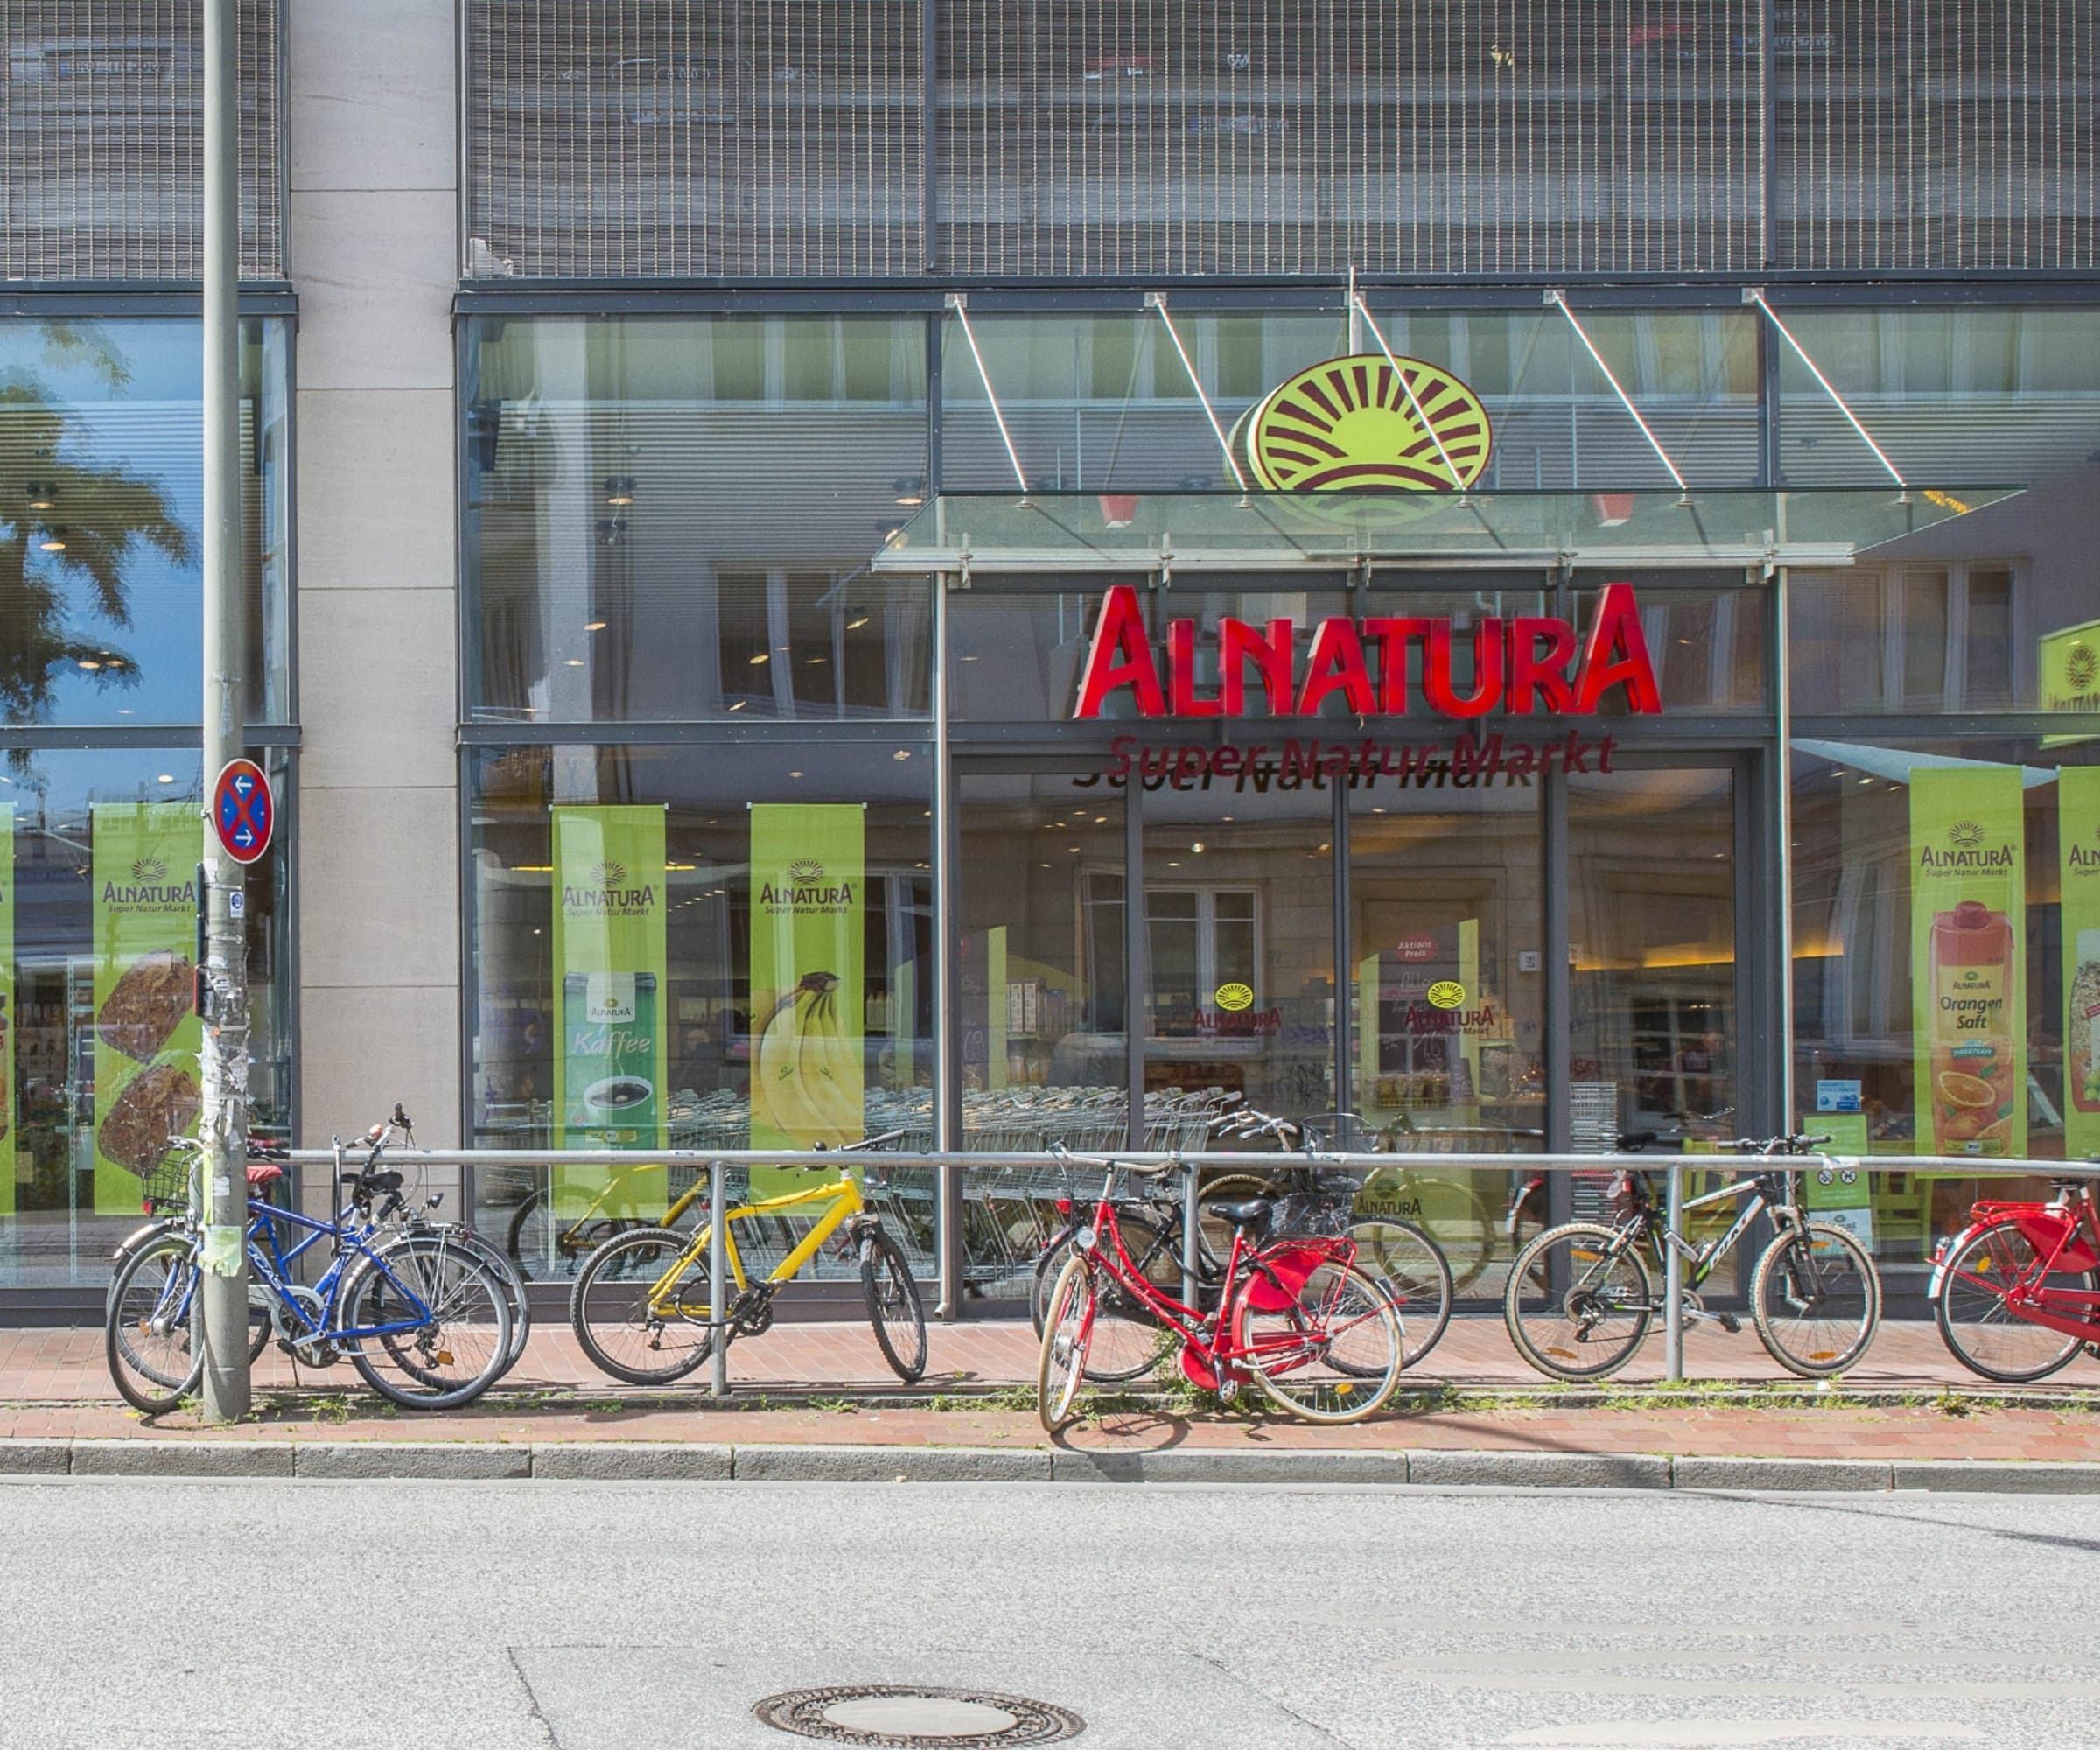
[91,802,202,1213]
[1908,767,2026,1158]
[2060,766,2100,1154]
[749,804,864,1171]
[552,806,670,1216]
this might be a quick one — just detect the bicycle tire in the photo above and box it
[1343,1218,1453,1371]
[1037,1253,1093,1434]
[1030,1212,1180,1383]
[1750,1222,1881,1378]
[508,1189,636,1283]
[1195,1172,1279,1268]
[1935,1219,2093,1383]
[440,1227,532,1376]
[105,1233,204,1415]
[1504,1222,1654,1382]
[1403,1174,1500,1296]
[569,1226,714,1385]
[1230,1256,1401,1424]
[340,1234,513,1410]
[859,1228,928,1383]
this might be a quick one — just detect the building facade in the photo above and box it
[6,2,2100,1308]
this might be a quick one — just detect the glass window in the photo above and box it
[1790,737,2100,1270]
[940,309,1762,494]
[464,315,932,724]
[0,747,292,1288]
[468,740,935,1277]
[0,318,290,726]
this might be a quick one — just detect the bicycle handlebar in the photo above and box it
[1046,1140,1179,1180]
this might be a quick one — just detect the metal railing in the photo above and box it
[274,1143,2100,1399]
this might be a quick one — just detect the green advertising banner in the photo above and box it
[750,804,865,1172]
[2040,618,2100,749]
[91,802,202,1212]
[551,807,670,1221]
[2060,767,2100,1154]
[1909,768,2026,1159]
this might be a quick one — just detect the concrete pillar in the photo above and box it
[286,0,461,1145]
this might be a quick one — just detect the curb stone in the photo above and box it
[1673,1456,1895,1492]
[4,1439,2100,1491]
[294,1443,531,1480]
[1408,1449,1672,1489]
[70,1439,297,1478]
[732,1444,1051,1483]
[531,1443,732,1481]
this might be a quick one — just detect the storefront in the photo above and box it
[455,303,2100,1300]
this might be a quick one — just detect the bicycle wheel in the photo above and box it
[1503,1222,1654,1382]
[859,1228,928,1383]
[569,1226,714,1385]
[105,1233,203,1415]
[1037,1254,1094,1434]
[1403,1175,1500,1296]
[508,1189,634,1283]
[452,1228,532,1376]
[1031,1213,1180,1383]
[1935,1220,2092,1382]
[1345,1219,1454,1371]
[341,1234,513,1410]
[1195,1173,1278,1267]
[1750,1222,1881,1378]
[1231,1256,1401,1424]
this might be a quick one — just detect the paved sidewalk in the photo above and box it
[10,1313,2097,1470]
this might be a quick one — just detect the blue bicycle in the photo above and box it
[106,1142,514,1413]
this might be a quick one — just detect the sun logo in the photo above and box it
[788,858,824,883]
[2068,642,2098,692]
[1949,822,1984,850]
[591,860,627,889]
[1232,354,1493,493]
[131,858,167,883]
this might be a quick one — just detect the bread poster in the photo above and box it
[92,802,201,1211]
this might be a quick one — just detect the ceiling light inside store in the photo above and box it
[749,653,770,665]
[564,659,584,667]
[729,701,747,711]
[892,750,911,760]
[1167,860,1181,868]
[788,771,803,779]
[39,536,64,552]
[603,476,636,506]
[846,616,870,630]
[584,620,607,632]
[1094,816,1106,823]
[1191,842,1204,852]
[77,660,100,671]
[156,773,175,783]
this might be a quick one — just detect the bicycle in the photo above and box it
[1049,1105,1451,1374]
[1931,1174,2100,1382]
[567,1132,927,1385]
[106,1132,515,1414]
[507,1155,713,1281]
[1502,1133,1881,1382]
[1037,1144,1404,1432]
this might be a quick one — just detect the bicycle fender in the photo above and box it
[1928,1222,1987,1300]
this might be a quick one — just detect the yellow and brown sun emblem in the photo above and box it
[1233,354,1493,493]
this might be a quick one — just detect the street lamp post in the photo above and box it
[195,0,251,1423]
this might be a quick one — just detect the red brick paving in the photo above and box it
[15,1313,2099,1464]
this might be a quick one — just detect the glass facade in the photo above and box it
[458,300,2100,1304]
[0,318,294,1288]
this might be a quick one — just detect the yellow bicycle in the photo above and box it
[567,1156,928,1384]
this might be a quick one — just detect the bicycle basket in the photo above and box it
[1271,1192,1353,1238]
[137,1144,196,1211]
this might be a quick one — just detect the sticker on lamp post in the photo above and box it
[211,759,273,864]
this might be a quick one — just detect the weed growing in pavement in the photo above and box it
[808,1396,857,1415]
[306,1394,355,1426]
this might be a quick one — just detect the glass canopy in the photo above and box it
[871,487,2023,574]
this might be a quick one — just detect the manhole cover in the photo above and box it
[752,1684,1086,1746]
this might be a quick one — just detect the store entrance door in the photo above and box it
[1567,760,1747,1152]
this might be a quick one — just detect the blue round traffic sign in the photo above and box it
[213,759,273,864]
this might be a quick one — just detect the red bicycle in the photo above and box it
[1036,1146,1404,1432]
[1931,1176,2100,1382]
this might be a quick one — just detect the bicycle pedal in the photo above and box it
[1716,1312,1742,1334]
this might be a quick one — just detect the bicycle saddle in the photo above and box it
[244,1162,284,1189]
[1205,1198,1273,1230]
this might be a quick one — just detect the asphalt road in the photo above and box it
[0,1477,2092,1749]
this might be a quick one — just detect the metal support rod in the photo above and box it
[1664,1162,1686,1383]
[1746,290,1908,489]
[709,1158,729,1401]
[196,0,250,1424]
[1774,563,1797,1129]
[932,568,961,1319]
[1351,295,1465,487]
[945,295,1030,496]
[1544,290,1690,494]
[1181,1158,1201,1311]
[1145,294,1250,492]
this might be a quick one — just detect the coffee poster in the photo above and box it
[551,808,669,1219]
[748,804,865,1175]
[91,802,202,1212]
[1908,767,2026,1158]
[2059,766,2100,1156]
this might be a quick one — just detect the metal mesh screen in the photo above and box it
[936,0,1760,276]
[466,0,924,278]
[1,0,283,281]
[1772,1,2100,271]
[460,2,2100,281]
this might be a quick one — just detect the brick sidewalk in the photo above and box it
[15,1313,2099,1465]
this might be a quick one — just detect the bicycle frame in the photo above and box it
[1657,1172,1796,1292]
[244,1198,438,1346]
[643,1172,868,1312]
[1932,1190,2100,1342]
